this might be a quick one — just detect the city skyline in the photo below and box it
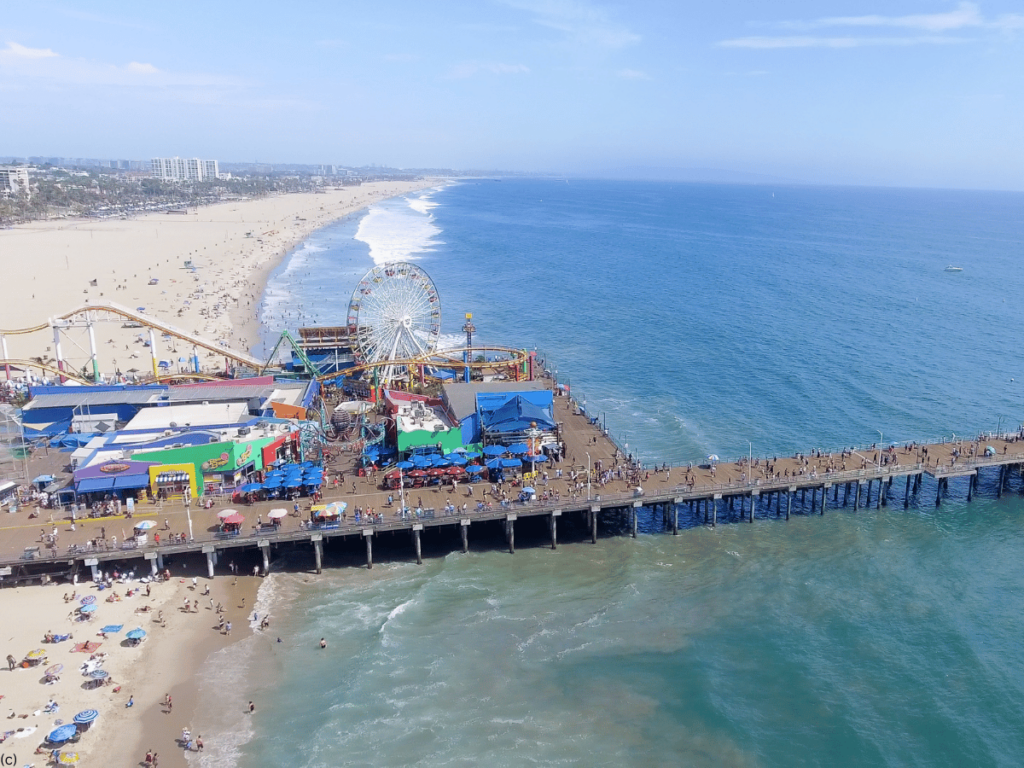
[2,1,1023,190]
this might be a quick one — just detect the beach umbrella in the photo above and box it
[446,466,466,475]
[222,513,245,525]
[263,479,283,489]
[305,478,323,486]
[133,520,156,530]
[267,509,287,519]
[45,664,63,676]
[483,445,506,456]
[239,483,263,493]
[411,455,431,467]
[396,461,414,469]
[463,451,482,459]
[26,649,46,659]
[300,461,314,468]
[99,625,123,634]
[217,509,239,520]
[431,457,451,468]
[427,468,446,477]
[522,487,536,494]
[486,458,503,469]
[285,478,302,488]
[79,595,96,606]
[47,724,78,744]
[58,752,81,764]
[126,629,146,641]
[407,470,427,478]
[385,470,402,480]
[33,474,55,485]
[466,465,486,474]
[501,458,522,468]
[707,454,720,463]
[72,710,98,725]
[88,669,109,680]
[508,443,529,455]
[448,455,468,466]
[443,453,464,462]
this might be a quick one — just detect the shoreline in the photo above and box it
[0,180,437,380]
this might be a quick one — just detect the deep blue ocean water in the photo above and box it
[195,179,1024,767]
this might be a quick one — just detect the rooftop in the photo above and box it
[442,380,548,421]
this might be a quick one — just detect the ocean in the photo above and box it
[197,179,1024,767]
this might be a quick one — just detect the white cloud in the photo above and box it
[126,62,159,74]
[617,68,650,80]
[447,61,530,79]
[787,2,985,32]
[502,0,639,49]
[4,41,59,59]
[719,35,968,49]
[724,2,1023,49]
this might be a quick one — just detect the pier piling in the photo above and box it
[590,506,599,543]
[413,525,423,564]
[461,518,470,552]
[549,511,560,549]
[506,515,516,554]
[787,487,794,520]
[364,529,373,569]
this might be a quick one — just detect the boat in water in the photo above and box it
[944,265,964,272]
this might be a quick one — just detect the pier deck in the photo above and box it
[2,388,1022,581]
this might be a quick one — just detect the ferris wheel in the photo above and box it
[346,262,441,386]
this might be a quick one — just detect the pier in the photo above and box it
[2,391,1023,583]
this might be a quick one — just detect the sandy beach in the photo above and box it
[0,561,261,768]
[0,180,434,381]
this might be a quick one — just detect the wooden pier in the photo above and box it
[2,390,1023,583]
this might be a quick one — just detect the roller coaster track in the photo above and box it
[0,359,94,385]
[0,301,264,370]
[316,346,531,382]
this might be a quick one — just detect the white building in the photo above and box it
[0,166,30,197]
[150,157,220,182]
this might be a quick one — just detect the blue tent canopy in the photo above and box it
[483,445,506,456]
[482,395,556,433]
[501,458,523,468]
[486,458,503,469]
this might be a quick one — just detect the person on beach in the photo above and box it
[6,654,15,671]
[126,695,134,707]
[196,735,204,752]
[248,700,255,713]
[320,637,327,649]
[225,621,232,636]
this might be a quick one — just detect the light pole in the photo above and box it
[184,487,193,541]
[997,416,1004,438]
[877,430,883,470]
[748,441,752,485]
[585,451,591,501]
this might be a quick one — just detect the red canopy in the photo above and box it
[222,513,245,525]
[385,470,402,479]
[407,470,427,477]
[427,468,446,476]
[446,466,467,475]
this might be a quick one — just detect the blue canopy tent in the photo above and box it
[501,458,523,468]
[482,395,556,433]
[483,445,506,457]
[507,443,529,454]
[486,458,503,469]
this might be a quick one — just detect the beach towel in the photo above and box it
[71,642,101,653]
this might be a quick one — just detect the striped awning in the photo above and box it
[156,472,189,483]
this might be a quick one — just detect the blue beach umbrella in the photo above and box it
[239,483,263,493]
[305,478,323,486]
[73,710,99,725]
[463,451,482,459]
[126,629,146,640]
[483,445,506,457]
[526,454,548,463]
[522,487,536,494]
[411,455,431,468]
[396,461,414,469]
[79,604,97,614]
[300,461,314,468]
[99,625,122,634]
[443,453,464,462]
[466,465,486,474]
[507,443,529,455]
[47,724,78,744]
[88,669,109,680]
[486,458,503,470]
[501,458,523,468]
[263,479,283,489]
[285,479,302,488]
[431,456,451,468]
[79,595,96,605]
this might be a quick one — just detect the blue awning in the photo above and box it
[76,477,115,493]
[112,473,151,490]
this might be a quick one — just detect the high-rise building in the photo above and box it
[0,167,30,197]
[150,157,220,182]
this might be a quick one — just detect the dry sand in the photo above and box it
[0,180,434,380]
[0,563,259,767]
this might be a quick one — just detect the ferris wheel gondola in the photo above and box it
[346,262,441,387]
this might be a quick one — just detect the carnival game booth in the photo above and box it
[310,502,344,529]
[148,464,201,502]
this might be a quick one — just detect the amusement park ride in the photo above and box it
[0,261,532,390]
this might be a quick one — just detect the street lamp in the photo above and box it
[877,430,883,470]
[585,451,591,501]
[747,441,752,485]
[184,487,193,541]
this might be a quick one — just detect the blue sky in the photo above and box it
[2,1,1023,189]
